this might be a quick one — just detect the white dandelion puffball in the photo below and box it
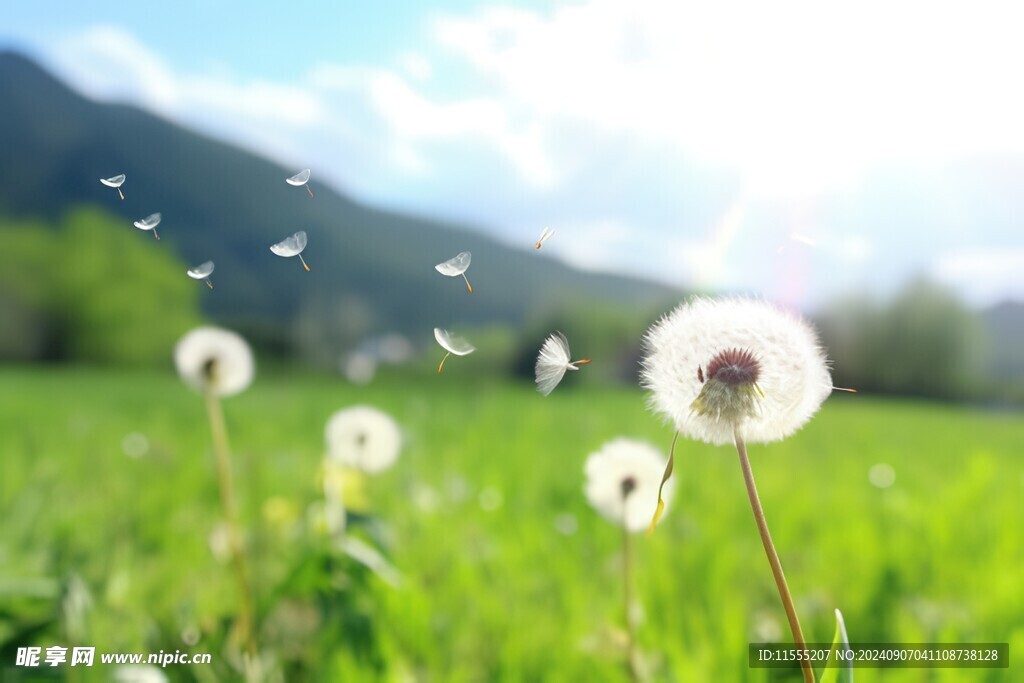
[325,405,402,473]
[174,327,255,397]
[642,296,832,446]
[584,438,675,533]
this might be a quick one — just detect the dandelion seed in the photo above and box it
[186,261,215,289]
[434,327,475,373]
[286,168,314,198]
[133,212,162,241]
[100,173,126,200]
[325,406,402,474]
[584,438,674,533]
[270,230,311,271]
[535,226,554,250]
[435,251,474,293]
[535,331,590,396]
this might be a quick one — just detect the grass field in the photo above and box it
[1,367,1022,681]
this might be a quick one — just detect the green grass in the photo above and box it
[1,367,1022,681]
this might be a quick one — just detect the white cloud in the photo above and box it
[431,0,1024,199]
[55,25,326,128]
[932,248,1024,305]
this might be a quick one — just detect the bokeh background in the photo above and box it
[1,2,1022,681]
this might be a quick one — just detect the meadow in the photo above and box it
[1,367,1022,681]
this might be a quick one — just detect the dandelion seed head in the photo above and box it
[174,327,254,397]
[643,296,831,446]
[584,438,675,533]
[325,406,401,474]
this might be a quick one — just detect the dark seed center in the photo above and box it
[202,357,218,384]
[705,348,760,387]
[620,476,637,498]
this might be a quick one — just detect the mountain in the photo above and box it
[0,51,678,351]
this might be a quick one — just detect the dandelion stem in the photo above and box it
[462,273,473,293]
[204,390,257,656]
[299,254,310,272]
[734,432,813,683]
[622,522,641,682]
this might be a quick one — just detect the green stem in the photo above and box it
[734,431,813,683]
[204,390,257,656]
[622,522,641,682]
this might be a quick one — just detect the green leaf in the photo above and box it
[820,608,853,683]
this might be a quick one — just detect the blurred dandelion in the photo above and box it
[187,261,215,289]
[868,463,896,488]
[325,406,401,474]
[434,328,475,373]
[342,352,377,385]
[585,438,673,533]
[270,230,311,271]
[435,251,474,293]
[642,296,832,683]
[133,212,162,241]
[535,332,590,396]
[535,226,555,250]
[121,432,150,458]
[554,512,578,536]
[286,168,314,198]
[585,438,673,681]
[100,173,126,200]
[173,326,257,655]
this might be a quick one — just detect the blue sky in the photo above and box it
[5,1,1024,309]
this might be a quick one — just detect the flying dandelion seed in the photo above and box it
[100,173,126,200]
[776,232,817,254]
[535,226,554,250]
[286,168,314,198]
[642,295,832,683]
[434,327,475,373]
[325,406,402,474]
[535,331,590,396]
[186,261,215,289]
[435,251,474,293]
[133,213,162,241]
[270,230,311,271]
